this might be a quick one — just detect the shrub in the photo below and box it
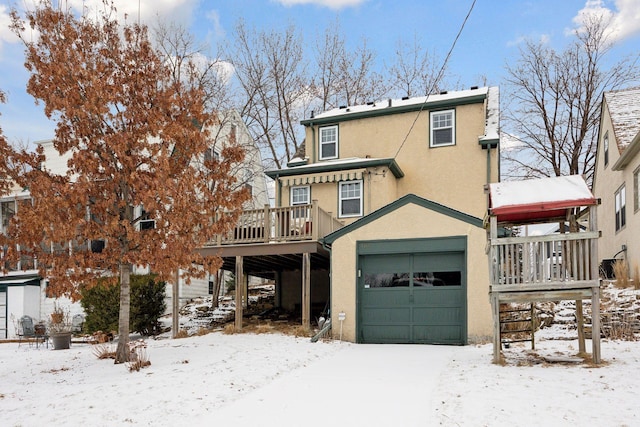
[80,274,166,336]
[130,275,166,336]
[613,260,630,288]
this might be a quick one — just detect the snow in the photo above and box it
[605,86,640,150]
[2,327,640,425]
[489,175,595,210]
[312,86,490,120]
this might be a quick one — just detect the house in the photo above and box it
[592,87,640,277]
[201,86,500,344]
[0,110,269,339]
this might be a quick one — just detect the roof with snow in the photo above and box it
[300,86,499,148]
[489,175,597,224]
[605,87,640,152]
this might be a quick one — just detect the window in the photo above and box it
[204,148,219,163]
[319,125,338,160]
[430,109,455,147]
[634,167,639,213]
[339,180,362,218]
[290,186,309,218]
[615,185,626,232]
[604,131,609,167]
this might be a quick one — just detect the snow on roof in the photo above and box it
[312,87,490,121]
[479,86,499,143]
[605,87,640,151]
[489,175,596,223]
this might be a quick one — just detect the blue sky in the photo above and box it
[0,0,639,145]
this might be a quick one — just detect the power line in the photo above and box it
[392,0,477,160]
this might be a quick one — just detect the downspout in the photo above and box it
[311,124,316,163]
[310,239,333,343]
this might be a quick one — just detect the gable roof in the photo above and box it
[321,193,483,245]
[489,175,596,224]
[604,87,640,153]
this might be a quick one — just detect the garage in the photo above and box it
[357,237,467,344]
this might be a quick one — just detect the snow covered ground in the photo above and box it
[1,328,639,426]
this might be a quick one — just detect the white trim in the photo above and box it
[430,109,456,147]
[319,125,339,160]
[339,180,363,218]
[290,185,310,206]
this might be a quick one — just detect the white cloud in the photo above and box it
[507,33,550,47]
[205,9,225,39]
[570,0,640,43]
[66,0,198,27]
[273,0,367,10]
[0,5,20,58]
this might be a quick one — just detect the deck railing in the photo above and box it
[211,200,343,245]
[489,231,599,290]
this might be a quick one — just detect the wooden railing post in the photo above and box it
[263,204,271,242]
[311,200,319,240]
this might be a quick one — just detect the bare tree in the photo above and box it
[229,20,307,169]
[502,14,640,184]
[312,23,387,110]
[152,20,232,113]
[387,34,447,97]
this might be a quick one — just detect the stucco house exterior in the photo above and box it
[243,86,500,344]
[0,110,268,339]
[592,87,640,276]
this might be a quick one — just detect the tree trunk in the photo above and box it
[211,269,222,310]
[115,262,131,363]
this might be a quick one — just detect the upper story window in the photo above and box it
[430,109,455,147]
[615,184,626,232]
[0,200,16,234]
[603,131,609,167]
[291,185,310,218]
[204,147,219,163]
[319,125,338,160]
[339,180,363,218]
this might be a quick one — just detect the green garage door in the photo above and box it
[358,248,466,344]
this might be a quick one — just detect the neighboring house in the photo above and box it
[0,110,268,339]
[592,87,640,275]
[201,86,500,345]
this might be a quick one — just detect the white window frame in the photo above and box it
[430,109,455,147]
[339,180,363,218]
[319,125,338,160]
[290,185,310,219]
[290,185,310,206]
[615,184,626,232]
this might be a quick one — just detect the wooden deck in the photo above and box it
[206,201,344,246]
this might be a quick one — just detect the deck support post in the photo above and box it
[235,255,244,331]
[592,287,601,363]
[302,252,311,330]
[491,292,501,363]
[576,299,585,353]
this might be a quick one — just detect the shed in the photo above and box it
[487,175,601,363]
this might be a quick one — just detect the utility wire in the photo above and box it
[392,0,477,160]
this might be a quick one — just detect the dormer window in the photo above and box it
[204,148,219,163]
[319,125,338,160]
[430,109,455,147]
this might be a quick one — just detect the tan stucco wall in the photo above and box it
[593,101,640,271]
[329,202,492,344]
[298,102,498,221]
[281,170,399,226]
